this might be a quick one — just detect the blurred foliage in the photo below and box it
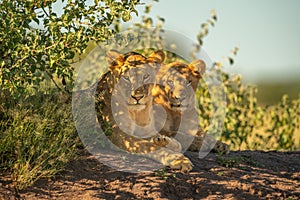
[197,65,300,150]
[257,82,300,105]
[193,12,300,150]
[125,6,300,151]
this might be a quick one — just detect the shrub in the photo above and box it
[0,0,142,190]
[0,0,141,96]
[197,64,300,150]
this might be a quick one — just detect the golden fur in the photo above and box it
[153,60,229,153]
[95,50,193,172]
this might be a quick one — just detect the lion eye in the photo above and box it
[186,80,192,87]
[143,73,150,80]
[123,76,130,82]
[167,80,174,87]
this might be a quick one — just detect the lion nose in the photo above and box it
[132,94,144,101]
[175,95,186,102]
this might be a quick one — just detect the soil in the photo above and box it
[1,150,299,200]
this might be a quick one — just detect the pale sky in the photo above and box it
[131,0,300,83]
[52,0,300,83]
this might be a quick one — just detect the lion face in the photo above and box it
[155,60,206,112]
[106,50,165,111]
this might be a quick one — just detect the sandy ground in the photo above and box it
[1,150,299,200]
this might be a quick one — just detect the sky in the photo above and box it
[130,0,300,83]
[51,0,300,83]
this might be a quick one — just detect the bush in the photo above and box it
[0,0,142,190]
[0,0,141,96]
[197,65,300,150]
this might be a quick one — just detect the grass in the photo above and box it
[0,87,78,190]
[216,155,262,168]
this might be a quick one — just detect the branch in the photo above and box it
[45,69,69,95]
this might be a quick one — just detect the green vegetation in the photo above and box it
[197,55,300,151]
[190,11,299,151]
[216,155,262,168]
[0,0,141,190]
[0,0,140,95]
[0,0,299,191]
[0,89,77,190]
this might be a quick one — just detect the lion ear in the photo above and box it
[189,60,206,77]
[147,50,165,64]
[106,50,124,71]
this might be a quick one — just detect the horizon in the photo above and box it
[131,0,300,84]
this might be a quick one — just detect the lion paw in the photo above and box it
[152,134,182,152]
[169,154,193,172]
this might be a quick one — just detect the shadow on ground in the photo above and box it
[1,150,299,199]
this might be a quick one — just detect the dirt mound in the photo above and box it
[1,150,299,199]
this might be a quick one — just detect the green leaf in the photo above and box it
[33,17,40,25]
[228,57,234,65]
[131,8,138,16]
[145,5,151,14]
[122,11,131,22]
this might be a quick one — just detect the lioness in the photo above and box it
[153,60,229,153]
[94,50,193,172]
